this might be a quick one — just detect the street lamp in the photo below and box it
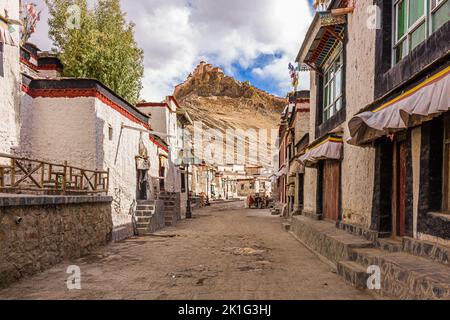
[185,163,192,219]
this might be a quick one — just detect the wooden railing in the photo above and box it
[0,153,109,196]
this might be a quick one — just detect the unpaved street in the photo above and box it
[0,202,378,300]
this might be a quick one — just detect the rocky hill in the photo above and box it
[173,61,287,167]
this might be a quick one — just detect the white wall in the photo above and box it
[94,99,161,227]
[19,96,98,168]
[0,0,20,158]
[19,93,165,228]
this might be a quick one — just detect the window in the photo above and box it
[322,49,343,122]
[181,172,186,193]
[108,125,113,141]
[432,0,450,32]
[394,0,449,64]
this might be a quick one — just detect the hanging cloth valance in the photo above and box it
[349,66,450,145]
[299,137,343,167]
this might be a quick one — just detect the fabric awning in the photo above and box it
[349,66,450,145]
[276,166,287,177]
[289,160,305,176]
[299,137,343,166]
[0,18,17,46]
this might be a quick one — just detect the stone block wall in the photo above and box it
[148,200,166,233]
[0,196,113,288]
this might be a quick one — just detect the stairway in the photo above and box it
[289,216,450,299]
[337,237,450,299]
[159,192,178,226]
[135,200,156,236]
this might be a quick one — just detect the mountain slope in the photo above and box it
[173,61,286,167]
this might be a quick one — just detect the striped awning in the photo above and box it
[349,66,450,145]
[0,18,17,46]
[299,137,343,166]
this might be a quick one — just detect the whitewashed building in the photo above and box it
[136,96,193,219]
[0,0,20,156]
[0,34,170,239]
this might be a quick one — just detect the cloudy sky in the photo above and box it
[30,0,314,101]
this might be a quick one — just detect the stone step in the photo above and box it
[351,248,384,267]
[135,210,154,217]
[136,227,148,236]
[137,200,155,205]
[136,217,151,223]
[290,215,373,264]
[136,205,154,211]
[136,223,149,229]
[377,238,403,253]
[350,247,450,299]
[402,237,450,266]
[337,261,370,290]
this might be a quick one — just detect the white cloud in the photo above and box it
[30,0,313,101]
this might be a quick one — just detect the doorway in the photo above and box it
[159,156,166,192]
[298,173,305,212]
[322,160,341,221]
[136,169,148,200]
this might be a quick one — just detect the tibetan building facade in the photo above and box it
[296,0,450,242]
[297,0,377,227]
[276,91,310,217]
[348,0,450,243]
[285,0,450,298]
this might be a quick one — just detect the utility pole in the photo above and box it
[185,162,192,219]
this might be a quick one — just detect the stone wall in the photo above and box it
[0,195,113,288]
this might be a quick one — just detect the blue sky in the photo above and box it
[31,0,315,100]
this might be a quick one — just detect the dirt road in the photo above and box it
[0,202,379,300]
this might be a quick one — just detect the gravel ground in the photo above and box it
[0,202,380,300]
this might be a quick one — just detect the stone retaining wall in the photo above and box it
[148,200,166,233]
[0,195,113,288]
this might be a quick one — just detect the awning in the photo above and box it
[289,160,305,176]
[296,11,346,69]
[0,18,17,47]
[299,137,343,166]
[349,66,450,145]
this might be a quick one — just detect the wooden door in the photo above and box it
[396,141,407,237]
[159,158,165,191]
[322,160,340,221]
[298,174,304,211]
